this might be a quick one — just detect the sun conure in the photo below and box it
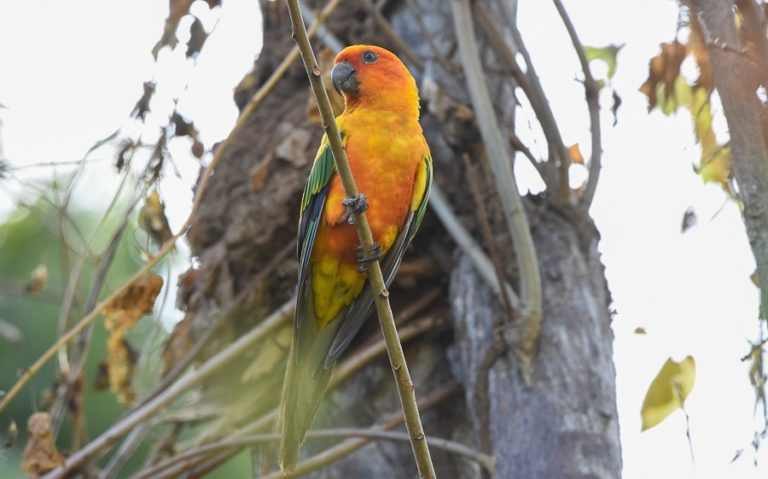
[278,45,432,471]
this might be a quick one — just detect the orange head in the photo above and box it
[331,45,419,117]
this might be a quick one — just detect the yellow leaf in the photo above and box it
[567,144,584,164]
[641,356,696,431]
[634,327,647,335]
[751,270,760,287]
[699,146,731,186]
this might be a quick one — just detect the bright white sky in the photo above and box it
[0,0,765,477]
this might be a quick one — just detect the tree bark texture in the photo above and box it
[164,1,622,477]
[695,0,768,319]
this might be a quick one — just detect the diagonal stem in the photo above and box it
[284,1,436,476]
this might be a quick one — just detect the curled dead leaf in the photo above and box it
[100,274,163,404]
[639,41,687,112]
[21,413,65,475]
[681,207,697,233]
[138,190,174,247]
[23,264,48,295]
[634,327,647,335]
[567,144,584,165]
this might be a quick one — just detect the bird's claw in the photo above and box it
[341,194,368,225]
[357,243,382,272]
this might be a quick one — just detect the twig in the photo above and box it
[429,185,519,308]
[285,1,436,476]
[452,0,542,381]
[474,2,569,200]
[355,0,425,70]
[183,315,445,473]
[40,301,294,479]
[462,154,517,321]
[259,381,458,479]
[0,0,344,415]
[134,426,493,479]
[552,0,603,208]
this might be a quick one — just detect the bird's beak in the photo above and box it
[331,60,358,96]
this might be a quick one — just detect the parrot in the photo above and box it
[278,44,433,471]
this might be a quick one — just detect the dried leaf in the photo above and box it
[100,274,162,405]
[641,356,696,431]
[115,139,136,172]
[584,44,623,79]
[103,274,164,331]
[681,207,697,233]
[152,0,194,59]
[611,90,622,126]
[131,82,156,121]
[105,331,139,404]
[23,264,48,295]
[639,41,687,112]
[3,419,17,448]
[138,190,173,247]
[567,144,584,165]
[21,413,65,475]
[634,327,647,335]
[751,270,760,287]
[170,111,198,138]
[186,17,208,59]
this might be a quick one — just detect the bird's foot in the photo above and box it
[341,194,368,225]
[357,243,382,272]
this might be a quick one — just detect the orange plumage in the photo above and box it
[279,45,432,471]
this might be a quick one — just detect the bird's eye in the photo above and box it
[361,51,378,64]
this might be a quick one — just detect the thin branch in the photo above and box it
[552,0,603,208]
[452,0,542,381]
[474,2,570,201]
[40,301,294,479]
[428,185,519,308]
[0,0,344,416]
[285,1,436,476]
[462,154,516,321]
[134,426,493,479]
[182,315,446,472]
[258,381,458,479]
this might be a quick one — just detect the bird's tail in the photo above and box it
[278,323,337,472]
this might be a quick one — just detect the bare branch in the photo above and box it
[551,0,603,208]
[451,0,542,381]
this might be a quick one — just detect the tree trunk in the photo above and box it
[168,1,622,477]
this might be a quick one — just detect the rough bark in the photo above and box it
[163,0,622,477]
[695,0,768,319]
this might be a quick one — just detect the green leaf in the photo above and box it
[584,44,623,79]
[641,356,696,431]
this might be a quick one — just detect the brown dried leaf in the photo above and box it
[186,17,208,59]
[103,274,164,331]
[634,327,647,335]
[23,264,48,295]
[105,331,139,405]
[639,41,687,111]
[681,207,697,233]
[131,82,156,121]
[21,413,65,475]
[138,190,174,247]
[170,111,198,138]
[152,0,194,59]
